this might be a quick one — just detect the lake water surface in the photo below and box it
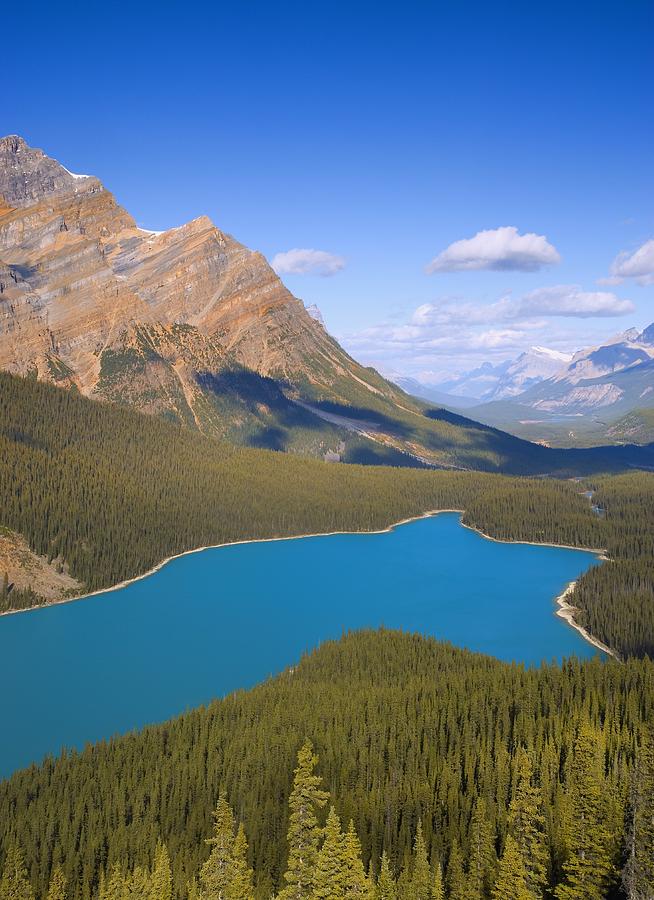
[0,513,601,778]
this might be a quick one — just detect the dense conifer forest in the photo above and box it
[1,631,654,899]
[1,371,654,656]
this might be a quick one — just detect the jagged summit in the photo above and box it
[0,137,349,390]
[305,303,326,328]
[0,134,99,208]
[0,136,426,461]
[0,135,26,150]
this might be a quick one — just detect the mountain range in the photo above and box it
[3,135,654,466]
[425,346,574,403]
[0,134,563,472]
[392,327,654,446]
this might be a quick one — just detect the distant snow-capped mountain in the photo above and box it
[389,323,654,423]
[554,327,654,385]
[431,361,511,400]
[485,347,573,400]
[467,323,654,423]
[432,346,573,402]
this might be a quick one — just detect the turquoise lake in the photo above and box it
[0,513,602,778]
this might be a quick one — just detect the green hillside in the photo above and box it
[607,407,654,444]
[1,630,653,898]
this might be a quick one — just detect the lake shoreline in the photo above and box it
[554,581,617,659]
[0,509,613,659]
[0,509,464,617]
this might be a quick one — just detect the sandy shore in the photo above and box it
[554,581,617,659]
[0,509,615,659]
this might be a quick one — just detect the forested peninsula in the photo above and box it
[2,631,654,899]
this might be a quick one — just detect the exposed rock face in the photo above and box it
[305,303,326,328]
[533,383,624,411]
[485,346,573,400]
[0,528,81,603]
[0,135,399,440]
[0,135,99,208]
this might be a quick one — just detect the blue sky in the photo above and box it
[4,0,653,379]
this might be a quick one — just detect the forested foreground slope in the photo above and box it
[1,371,654,656]
[1,631,654,899]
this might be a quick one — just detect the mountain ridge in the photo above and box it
[1,133,596,471]
[0,135,427,461]
[457,330,654,446]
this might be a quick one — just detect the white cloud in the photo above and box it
[609,238,654,285]
[341,283,636,377]
[410,297,514,327]
[468,329,531,350]
[270,248,345,277]
[517,285,634,318]
[426,226,561,273]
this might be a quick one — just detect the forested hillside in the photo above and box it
[2,631,653,899]
[1,371,654,657]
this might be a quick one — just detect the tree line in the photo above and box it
[3,733,654,899]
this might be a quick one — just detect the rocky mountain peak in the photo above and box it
[0,134,100,208]
[0,135,28,153]
[1,135,403,440]
[305,303,326,329]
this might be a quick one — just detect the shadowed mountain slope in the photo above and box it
[0,134,628,472]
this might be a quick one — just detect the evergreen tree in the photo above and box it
[43,867,67,900]
[312,806,346,899]
[46,867,67,900]
[149,842,172,900]
[396,858,412,899]
[467,797,496,899]
[98,865,126,900]
[376,853,397,900]
[492,836,532,900]
[279,741,329,900]
[445,840,466,900]
[0,845,35,900]
[409,821,431,900]
[555,725,614,900]
[186,878,201,900]
[508,748,548,895]
[431,863,444,900]
[227,823,254,900]
[342,820,369,898]
[622,728,654,899]
[200,797,236,899]
[126,867,149,897]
